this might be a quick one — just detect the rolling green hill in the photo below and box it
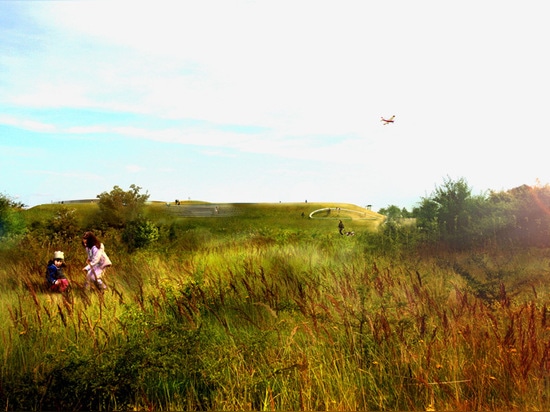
[23,200,385,232]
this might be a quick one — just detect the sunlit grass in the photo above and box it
[1,202,549,410]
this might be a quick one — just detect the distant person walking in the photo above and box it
[338,220,345,235]
[45,251,69,292]
[82,231,112,290]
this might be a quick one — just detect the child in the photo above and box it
[46,251,69,292]
[82,231,112,290]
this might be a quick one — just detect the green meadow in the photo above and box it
[1,200,549,411]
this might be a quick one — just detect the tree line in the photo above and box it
[379,176,550,250]
[0,184,158,251]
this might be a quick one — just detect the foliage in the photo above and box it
[378,204,412,220]
[409,177,550,251]
[122,215,160,250]
[0,193,25,239]
[47,206,81,242]
[96,184,150,229]
[491,183,550,247]
[414,177,480,248]
[413,196,439,241]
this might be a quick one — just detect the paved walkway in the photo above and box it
[164,204,237,217]
[308,207,381,220]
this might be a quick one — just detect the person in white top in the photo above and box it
[82,231,112,290]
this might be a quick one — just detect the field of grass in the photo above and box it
[1,202,549,411]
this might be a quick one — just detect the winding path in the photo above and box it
[308,207,381,220]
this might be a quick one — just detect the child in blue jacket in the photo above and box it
[46,251,69,292]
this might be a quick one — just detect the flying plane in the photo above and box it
[381,115,395,125]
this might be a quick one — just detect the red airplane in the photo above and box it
[381,115,395,125]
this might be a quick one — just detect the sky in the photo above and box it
[1,1,549,211]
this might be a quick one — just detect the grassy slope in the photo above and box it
[150,200,383,217]
[22,201,385,233]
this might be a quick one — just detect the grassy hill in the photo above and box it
[23,200,385,234]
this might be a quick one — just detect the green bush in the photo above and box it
[122,216,159,250]
[0,194,25,239]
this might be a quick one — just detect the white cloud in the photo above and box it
[16,2,395,132]
[0,114,56,133]
[125,165,143,173]
[29,170,102,181]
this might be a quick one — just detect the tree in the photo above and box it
[415,177,485,248]
[122,216,160,250]
[488,183,550,247]
[413,197,439,238]
[0,193,25,239]
[378,205,404,221]
[48,206,80,241]
[97,185,150,228]
[432,176,473,243]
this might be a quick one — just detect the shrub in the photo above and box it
[122,216,159,250]
[97,185,149,229]
[0,194,25,239]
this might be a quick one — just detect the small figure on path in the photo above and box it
[338,220,345,235]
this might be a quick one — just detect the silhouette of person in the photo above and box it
[338,220,344,235]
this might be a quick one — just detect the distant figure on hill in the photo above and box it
[45,251,69,292]
[338,220,345,235]
[82,231,112,291]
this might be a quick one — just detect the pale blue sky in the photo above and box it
[1,1,549,210]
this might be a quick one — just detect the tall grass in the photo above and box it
[1,203,549,410]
